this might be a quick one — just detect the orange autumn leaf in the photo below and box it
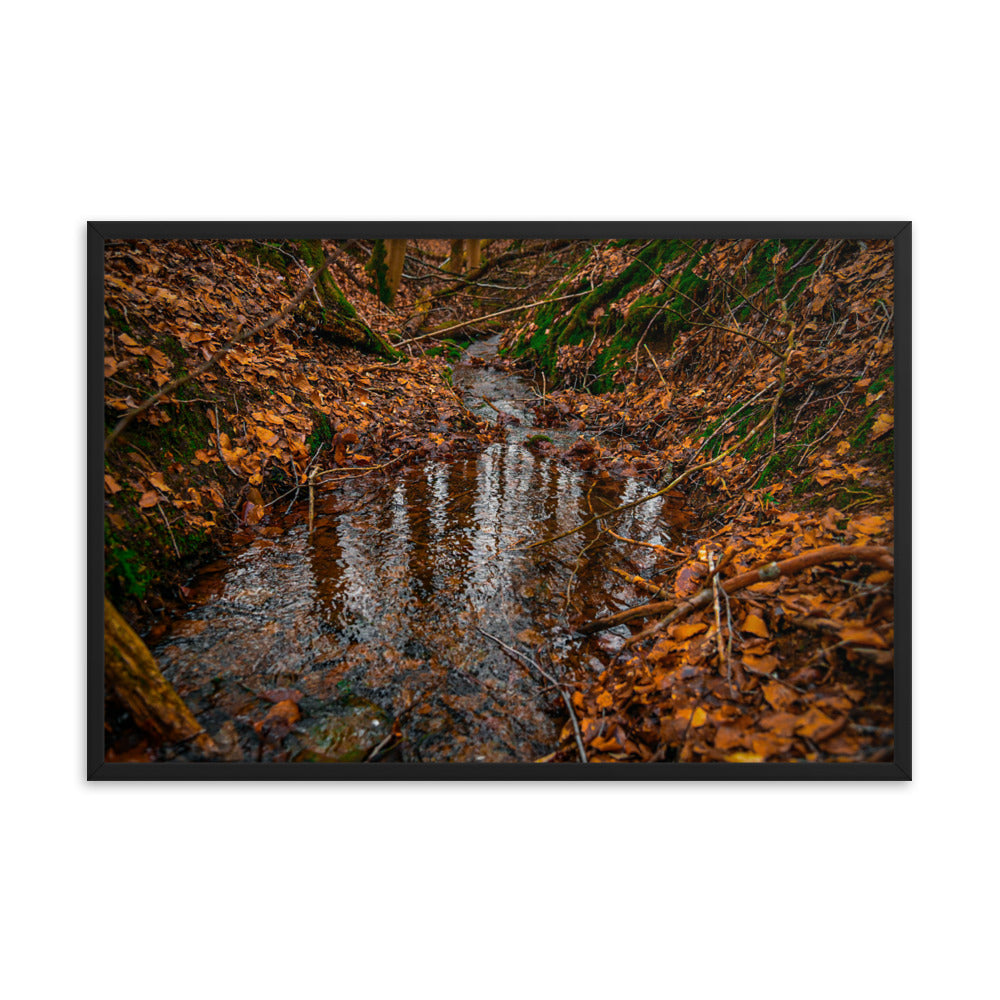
[144,346,172,368]
[850,514,886,536]
[148,471,172,493]
[761,681,797,712]
[794,708,845,742]
[839,625,888,649]
[104,474,122,494]
[669,621,708,641]
[138,491,159,508]
[871,412,893,440]
[742,613,769,638]
[742,652,779,672]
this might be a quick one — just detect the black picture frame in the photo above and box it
[89,221,911,780]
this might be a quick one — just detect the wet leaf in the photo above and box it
[669,621,708,641]
[254,699,301,741]
[674,564,706,599]
[742,613,769,638]
[138,490,159,508]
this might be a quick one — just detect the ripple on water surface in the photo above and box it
[154,339,681,762]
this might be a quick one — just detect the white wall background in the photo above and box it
[4,2,994,997]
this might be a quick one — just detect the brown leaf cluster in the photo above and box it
[556,506,894,763]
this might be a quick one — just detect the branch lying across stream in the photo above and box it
[396,290,588,346]
[576,544,894,639]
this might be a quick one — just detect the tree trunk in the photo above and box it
[104,598,217,754]
[446,238,466,274]
[386,239,406,303]
[465,239,482,271]
[365,238,391,303]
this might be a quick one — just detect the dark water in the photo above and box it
[153,336,682,762]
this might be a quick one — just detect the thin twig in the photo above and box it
[155,502,181,559]
[708,552,733,697]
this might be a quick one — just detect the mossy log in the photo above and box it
[104,598,217,754]
[299,240,402,360]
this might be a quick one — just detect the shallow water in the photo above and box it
[153,337,682,762]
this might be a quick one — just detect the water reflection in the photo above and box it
[154,337,681,761]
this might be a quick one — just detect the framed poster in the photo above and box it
[90,222,910,779]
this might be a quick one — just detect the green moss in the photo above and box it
[366,239,392,304]
[426,337,470,362]
[232,240,292,273]
[307,411,334,452]
[730,239,819,322]
[106,532,154,601]
[106,305,131,334]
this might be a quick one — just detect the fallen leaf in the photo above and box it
[669,621,708,641]
[871,412,893,440]
[761,681,798,712]
[795,707,845,742]
[148,471,172,493]
[839,625,888,649]
[742,613,769,638]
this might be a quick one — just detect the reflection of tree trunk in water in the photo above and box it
[105,598,216,754]
[445,460,474,585]
[404,469,435,601]
[310,508,345,629]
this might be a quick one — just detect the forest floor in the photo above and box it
[103,236,897,764]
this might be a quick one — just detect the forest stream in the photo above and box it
[150,336,682,762]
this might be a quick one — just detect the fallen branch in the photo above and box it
[104,598,217,754]
[611,566,666,596]
[577,544,894,637]
[396,290,588,346]
[423,239,575,304]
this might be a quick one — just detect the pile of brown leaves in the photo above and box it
[556,507,894,763]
